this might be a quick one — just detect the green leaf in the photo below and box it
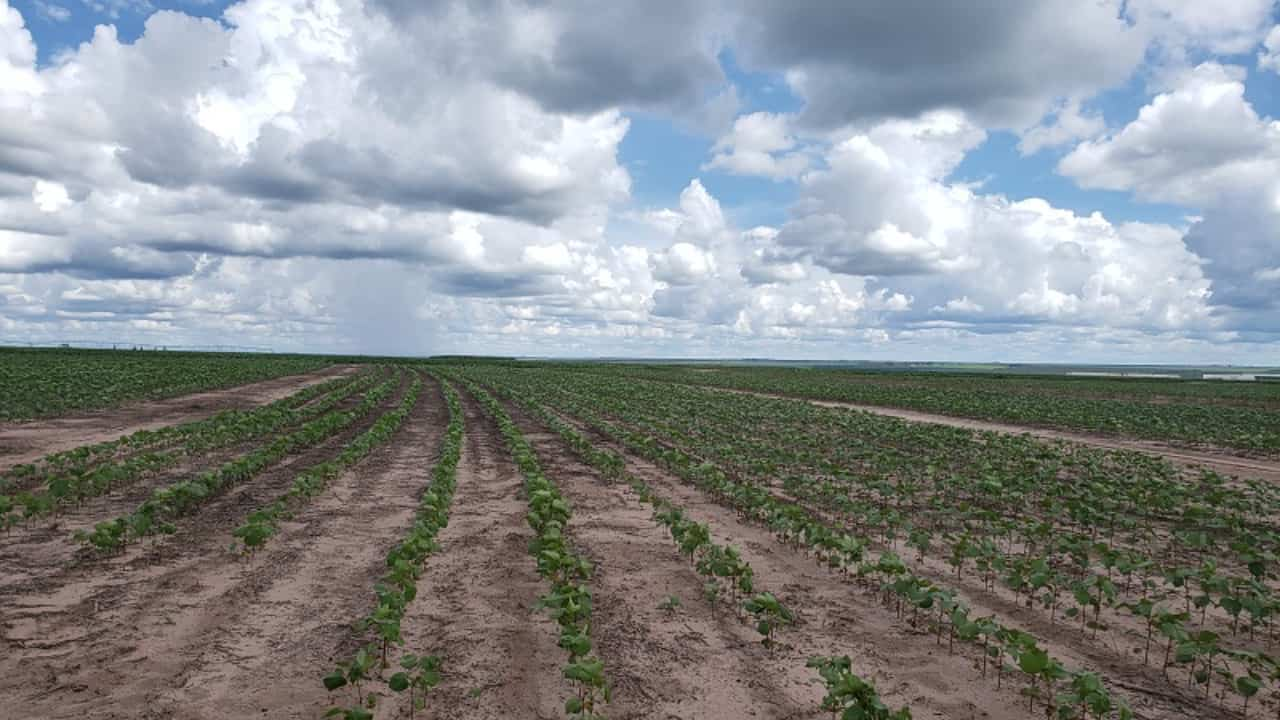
[1018,648,1049,676]
[1236,675,1262,697]
[322,672,348,692]
[389,672,410,692]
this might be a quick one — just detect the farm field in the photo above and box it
[1,354,1279,720]
[0,348,338,421]
[576,364,1280,456]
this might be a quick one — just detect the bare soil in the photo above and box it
[0,364,361,471]
[508,401,813,720]
[0,369,413,719]
[390,387,566,720]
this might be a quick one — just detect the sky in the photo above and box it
[1,1,1279,362]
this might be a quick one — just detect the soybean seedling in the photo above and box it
[743,592,794,649]
[323,645,378,707]
[389,653,442,720]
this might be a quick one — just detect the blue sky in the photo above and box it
[1,0,1279,361]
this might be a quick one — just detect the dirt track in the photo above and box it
[0,364,361,471]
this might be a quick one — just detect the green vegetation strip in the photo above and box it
[459,377,610,719]
[492,382,799,649]
[232,374,424,553]
[509,367,1280,713]
[0,371,376,529]
[0,347,333,421]
[579,363,1280,454]
[322,375,462,720]
[73,371,401,552]
[471,367,1142,720]
[488,379,913,718]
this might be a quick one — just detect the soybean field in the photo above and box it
[2,353,1279,720]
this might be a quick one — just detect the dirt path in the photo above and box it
[507,401,812,720]
[715,387,1280,482]
[548,407,1226,720]
[0,370,413,719]
[0,364,362,471]
[390,387,565,720]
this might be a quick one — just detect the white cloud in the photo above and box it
[34,1,71,22]
[1059,62,1280,317]
[1127,0,1277,55]
[1261,25,1280,73]
[931,296,984,314]
[652,242,715,285]
[32,180,72,212]
[1018,98,1106,155]
[704,112,809,179]
[773,112,1215,333]
[1059,63,1278,206]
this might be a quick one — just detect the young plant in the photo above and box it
[323,644,378,708]
[389,653,442,720]
[807,655,912,720]
[743,592,794,649]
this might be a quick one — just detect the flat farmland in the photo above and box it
[3,353,1279,720]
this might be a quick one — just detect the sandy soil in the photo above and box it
[720,388,1280,482]
[0,369,413,719]
[391,387,567,720]
[0,364,361,471]
[509,401,815,720]
[1,366,1249,720]
[545,406,1231,720]
[513,403,1043,720]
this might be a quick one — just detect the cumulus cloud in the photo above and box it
[0,0,634,279]
[1127,0,1277,56]
[771,111,1215,334]
[1059,64,1278,206]
[1059,62,1280,318]
[704,112,809,179]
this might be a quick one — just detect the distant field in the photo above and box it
[0,347,333,420]
[568,363,1280,454]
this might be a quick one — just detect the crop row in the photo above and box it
[474,367,1141,719]
[490,379,913,719]
[552,373,1280,682]
[74,371,402,552]
[516,369,1280,597]
[234,373,424,553]
[505,368,1280,716]
[459,378,610,719]
[3,369,367,489]
[0,371,378,530]
[323,374,463,720]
